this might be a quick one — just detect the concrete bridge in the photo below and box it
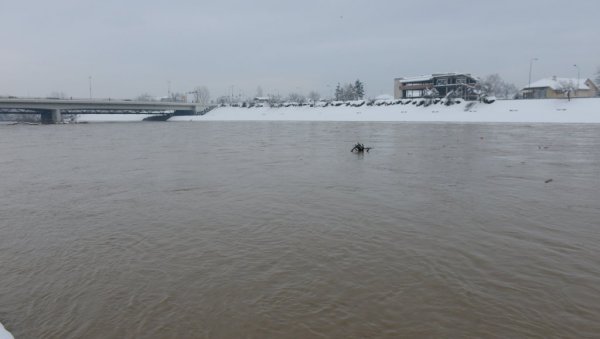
[0,98,204,123]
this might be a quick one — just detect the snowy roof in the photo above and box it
[525,77,590,90]
[396,75,434,83]
[396,73,474,83]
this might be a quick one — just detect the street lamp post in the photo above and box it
[573,64,580,97]
[528,58,538,98]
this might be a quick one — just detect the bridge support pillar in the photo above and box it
[52,109,62,123]
[40,109,62,124]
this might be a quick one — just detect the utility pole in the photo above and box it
[528,58,538,98]
[573,64,580,97]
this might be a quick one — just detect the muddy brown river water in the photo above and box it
[1,122,599,338]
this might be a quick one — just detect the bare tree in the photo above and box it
[255,86,264,98]
[49,91,67,99]
[169,92,187,102]
[216,96,231,105]
[287,92,306,104]
[308,91,321,102]
[479,74,518,99]
[191,86,210,106]
[136,93,155,101]
[423,87,439,106]
[267,94,282,106]
[557,80,577,100]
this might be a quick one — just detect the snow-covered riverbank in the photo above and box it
[169,98,600,124]
[0,322,13,339]
[75,114,161,122]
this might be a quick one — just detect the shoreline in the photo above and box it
[169,98,600,124]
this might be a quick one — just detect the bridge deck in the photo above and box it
[0,98,201,113]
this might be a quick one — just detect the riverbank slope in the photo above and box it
[170,98,600,123]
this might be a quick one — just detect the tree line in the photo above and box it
[334,80,365,101]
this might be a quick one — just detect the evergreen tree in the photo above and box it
[335,83,342,101]
[334,80,367,100]
[343,83,356,100]
[354,79,365,99]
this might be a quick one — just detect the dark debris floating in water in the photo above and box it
[351,143,372,153]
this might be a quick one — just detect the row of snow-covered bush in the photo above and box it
[218,97,496,109]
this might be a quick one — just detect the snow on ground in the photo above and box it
[74,114,162,122]
[0,322,13,339]
[169,98,600,124]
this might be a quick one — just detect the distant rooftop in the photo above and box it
[525,77,590,90]
[395,73,475,83]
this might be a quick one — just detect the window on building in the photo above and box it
[456,77,466,84]
[406,90,422,98]
[436,78,447,86]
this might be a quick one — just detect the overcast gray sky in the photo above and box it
[1,0,598,99]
